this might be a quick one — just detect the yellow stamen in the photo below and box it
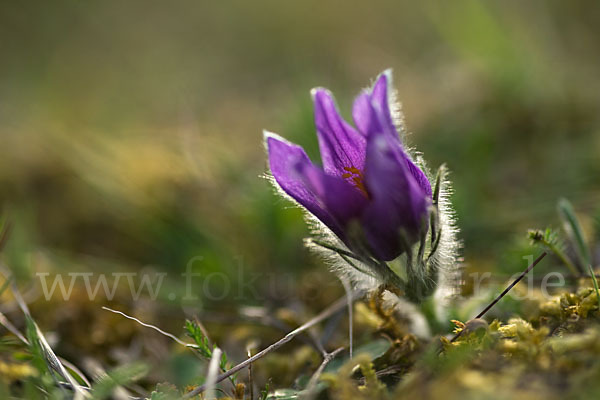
[342,166,369,198]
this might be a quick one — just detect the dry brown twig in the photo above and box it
[183,291,362,399]
[449,251,547,343]
[303,346,345,398]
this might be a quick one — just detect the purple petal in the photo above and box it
[312,89,367,179]
[370,71,396,132]
[404,156,432,198]
[352,71,432,198]
[352,92,383,138]
[362,132,431,260]
[296,162,368,236]
[266,133,367,240]
[352,70,396,141]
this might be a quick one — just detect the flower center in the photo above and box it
[342,166,369,198]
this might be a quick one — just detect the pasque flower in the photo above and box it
[265,70,459,304]
[265,71,432,262]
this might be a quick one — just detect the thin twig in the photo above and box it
[303,347,344,398]
[481,274,600,284]
[193,309,322,351]
[449,252,547,343]
[103,305,238,392]
[307,329,327,356]
[340,277,353,359]
[102,307,198,349]
[183,291,362,399]
[319,307,345,349]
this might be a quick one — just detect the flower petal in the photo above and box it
[352,92,383,138]
[352,70,396,140]
[266,132,367,240]
[352,71,432,198]
[296,162,368,238]
[405,157,432,198]
[369,70,396,133]
[362,132,431,260]
[312,88,367,178]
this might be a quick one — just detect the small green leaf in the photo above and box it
[260,381,271,400]
[220,351,228,371]
[184,320,212,359]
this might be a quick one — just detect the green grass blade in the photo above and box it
[557,198,590,270]
[588,264,600,311]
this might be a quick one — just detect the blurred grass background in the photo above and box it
[0,0,599,368]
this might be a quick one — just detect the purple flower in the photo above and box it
[265,71,432,261]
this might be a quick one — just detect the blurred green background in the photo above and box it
[1,0,599,313]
